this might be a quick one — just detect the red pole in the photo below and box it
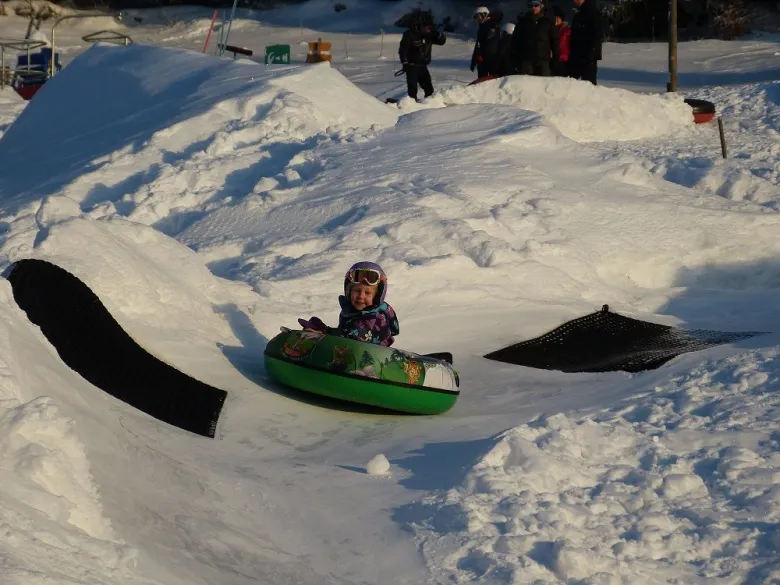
[202,9,219,54]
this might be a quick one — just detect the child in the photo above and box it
[298,262,400,347]
[552,6,571,77]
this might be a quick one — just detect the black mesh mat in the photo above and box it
[5,259,227,438]
[484,305,767,373]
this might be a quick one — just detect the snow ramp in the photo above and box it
[5,259,226,438]
[402,74,694,142]
[0,42,398,216]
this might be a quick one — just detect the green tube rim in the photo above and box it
[264,349,460,396]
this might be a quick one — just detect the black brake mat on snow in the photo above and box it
[483,305,767,373]
[4,259,227,438]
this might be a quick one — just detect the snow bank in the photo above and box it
[401,75,694,143]
[0,282,138,585]
[0,43,398,218]
[652,81,780,207]
[2,213,258,389]
[0,91,26,140]
[411,347,780,584]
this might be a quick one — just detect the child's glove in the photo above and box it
[298,317,327,332]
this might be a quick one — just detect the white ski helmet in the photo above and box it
[473,6,490,18]
[501,22,515,34]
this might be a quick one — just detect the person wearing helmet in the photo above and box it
[298,262,400,347]
[473,5,490,23]
[470,7,503,78]
[399,16,447,101]
[496,21,517,77]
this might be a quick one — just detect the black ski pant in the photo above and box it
[569,59,598,85]
[552,60,569,77]
[518,60,551,77]
[406,65,434,99]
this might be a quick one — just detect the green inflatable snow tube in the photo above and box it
[263,329,460,414]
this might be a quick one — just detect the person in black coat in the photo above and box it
[569,0,603,85]
[471,10,503,78]
[496,22,517,77]
[399,20,447,100]
[512,0,559,77]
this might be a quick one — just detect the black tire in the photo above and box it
[684,98,716,115]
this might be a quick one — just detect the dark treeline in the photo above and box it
[12,0,778,40]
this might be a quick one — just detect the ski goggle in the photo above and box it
[347,268,382,286]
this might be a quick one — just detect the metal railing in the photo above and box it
[49,11,124,77]
[0,38,47,90]
[0,15,132,93]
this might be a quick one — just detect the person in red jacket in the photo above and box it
[552,6,571,77]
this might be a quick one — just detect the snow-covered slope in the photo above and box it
[0,30,778,585]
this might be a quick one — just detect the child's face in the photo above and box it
[350,283,378,310]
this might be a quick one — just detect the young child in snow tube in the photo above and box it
[297,261,400,347]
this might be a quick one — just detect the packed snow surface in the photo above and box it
[0,7,778,585]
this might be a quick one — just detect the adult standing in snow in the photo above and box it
[470,7,503,78]
[552,6,571,77]
[512,0,559,77]
[496,22,517,77]
[470,7,490,77]
[568,0,603,85]
[399,18,447,101]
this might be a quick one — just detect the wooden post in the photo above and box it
[668,0,677,92]
[718,116,727,159]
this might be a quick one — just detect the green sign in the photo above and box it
[265,44,291,65]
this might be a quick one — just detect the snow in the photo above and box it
[413,351,780,584]
[399,75,695,142]
[0,5,779,585]
[366,453,391,476]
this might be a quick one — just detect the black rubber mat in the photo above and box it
[4,259,227,438]
[484,305,767,373]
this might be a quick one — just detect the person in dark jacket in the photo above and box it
[512,0,559,77]
[399,20,447,100]
[552,6,571,77]
[496,22,517,77]
[568,0,603,85]
[471,9,503,77]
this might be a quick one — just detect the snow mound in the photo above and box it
[366,453,391,476]
[0,282,138,585]
[0,91,26,140]
[403,75,694,143]
[0,42,398,218]
[3,215,257,389]
[410,348,780,585]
